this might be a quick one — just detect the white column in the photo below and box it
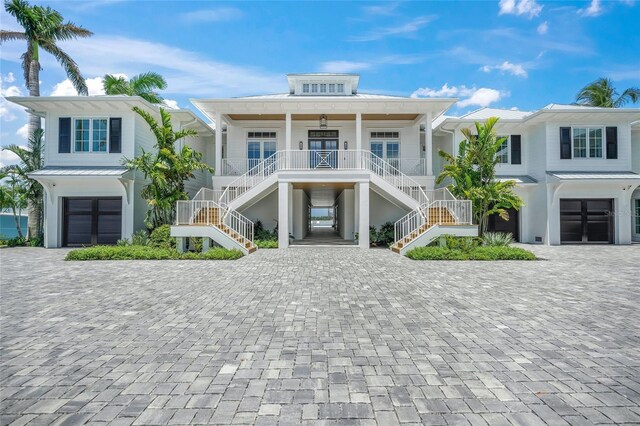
[278,181,290,248]
[356,113,362,168]
[425,112,433,176]
[285,113,292,151]
[358,182,369,249]
[215,112,223,176]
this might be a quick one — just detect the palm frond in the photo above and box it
[49,22,93,41]
[103,74,131,96]
[614,87,640,108]
[40,41,88,95]
[130,71,167,93]
[0,30,27,43]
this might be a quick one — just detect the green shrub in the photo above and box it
[376,221,395,247]
[255,220,277,241]
[481,232,513,247]
[255,239,278,249]
[405,246,467,260]
[190,237,203,252]
[369,226,378,245]
[6,236,26,247]
[468,246,537,260]
[27,236,43,247]
[131,229,150,246]
[441,235,480,252]
[405,245,536,261]
[65,245,244,261]
[149,225,175,249]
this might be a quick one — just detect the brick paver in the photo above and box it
[1,245,639,425]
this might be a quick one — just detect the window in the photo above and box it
[370,132,400,165]
[247,132,277,168]
[302,84,309,93]
[328,84,335,93]
[311,84,318,93]
[336,83,344,93]
[320,84,327,93]
[496,136,509,164]
[635,199,640,234]
[74,118,108,153]
[573,127,603,158]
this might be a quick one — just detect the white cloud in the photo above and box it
[481,61,528,77]
[50,76,106,96]
[362,3,399,15]
[498,0,543,18]
[319,61,372,73]
[0,149,20,168]
[163,99,179,109]
[537,21,549,34]
[579,0,603,16]
[5,35,284,97]
[4,72,16,83]
[458,88,504,108]
[181,7,243,23]
[16,123,29,139]
[348,16,435,41]
[411,83,506,108]
[0,77,25,122]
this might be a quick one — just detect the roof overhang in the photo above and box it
[191,97,456,124]
[546,171,640,183]
[496,175,538,185]
[28,166,132,179]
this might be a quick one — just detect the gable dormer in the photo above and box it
[287,74,360,96]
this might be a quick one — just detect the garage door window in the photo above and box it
[63,197,122,246]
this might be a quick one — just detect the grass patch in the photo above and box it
[255,239,278,249]
[65,245,243,261]
[406,245,536,260]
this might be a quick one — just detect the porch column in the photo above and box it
[278,181,290,248]
[356,112,363,168]
[215,112,223,176]
[425,112,433,176]
[285,112,292,169]
[358,182,369,249]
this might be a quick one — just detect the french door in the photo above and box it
[309,130,339,168]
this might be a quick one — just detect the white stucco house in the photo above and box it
[7,73,640,253]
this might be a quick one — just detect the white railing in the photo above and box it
[393,194,473,245]
[193,188,225,201]
[220,156,428,176]
[217,150,431,209]
[175,199,254,244]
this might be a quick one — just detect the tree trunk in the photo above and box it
[11,206,24,240]
[27,58,41,139]
[26,199,42,240]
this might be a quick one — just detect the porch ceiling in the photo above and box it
[293,182,354,206]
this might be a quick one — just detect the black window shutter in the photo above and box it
[109,118,122,153]
[58,117,71,153]
[510,135,522,164]
[560,127,571,159]
[606,126,617,159]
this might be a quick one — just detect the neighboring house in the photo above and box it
[6,96,213,249]
[8,74,640,252]
[436,105,640,244]
[0,209,28,240]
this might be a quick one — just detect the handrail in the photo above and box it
[175,199,254,245]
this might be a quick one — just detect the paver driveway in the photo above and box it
[1,245,639,425]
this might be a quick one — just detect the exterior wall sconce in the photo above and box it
[344,141,348,150]
[319,114,328,129]
[299,141,304,150]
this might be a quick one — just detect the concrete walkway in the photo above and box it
[1,245,639,425]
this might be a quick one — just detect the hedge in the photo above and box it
[405,246,536,261]
[65,245,243,261]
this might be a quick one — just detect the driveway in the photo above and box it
[1,245,639,425]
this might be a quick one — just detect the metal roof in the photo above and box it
[234,92,411,100]
[460,108,532,120]
[547,171,640,180]
[496,175,538,184]
[29,167,130,177]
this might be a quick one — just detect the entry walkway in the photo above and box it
[291,227,357,246]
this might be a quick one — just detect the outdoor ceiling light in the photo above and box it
[319,114,328,129]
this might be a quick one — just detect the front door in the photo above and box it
[560,199,614,244]
[309,130,338,168]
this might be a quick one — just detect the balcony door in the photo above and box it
[308,130,338,168]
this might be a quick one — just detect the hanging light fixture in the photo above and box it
[319,114,328,129]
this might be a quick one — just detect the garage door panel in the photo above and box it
[560,199,613,244]
[66,215,92,245]
[97,215,122,245]
[560,218,582,242]
[63,197,122,246]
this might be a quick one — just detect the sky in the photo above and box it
[1,0,639,166]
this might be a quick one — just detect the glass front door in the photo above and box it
[309,138,338,168]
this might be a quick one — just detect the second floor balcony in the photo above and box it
[220,152,428,176]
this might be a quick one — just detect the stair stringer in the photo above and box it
[170,225,253,255]
[397,224,478,255]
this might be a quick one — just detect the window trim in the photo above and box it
[571,126,605,159]
[246,130,278,161]
[72,117,109,154]
[369,130,401,159]
[496,135,510,165]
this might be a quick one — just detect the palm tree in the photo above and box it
[1,0,93,138]
[124,107,212,228]
[0,170,28,239]
[2,128,44,240]
[103,72,168,104]
[575,77,640,108]
[437,117,523,235]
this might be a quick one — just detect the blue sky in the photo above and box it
[1,0,639,165]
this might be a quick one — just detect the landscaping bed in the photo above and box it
[65,245,243,261]
[405,233,537,261]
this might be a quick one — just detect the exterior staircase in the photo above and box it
[173,150,474,255]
